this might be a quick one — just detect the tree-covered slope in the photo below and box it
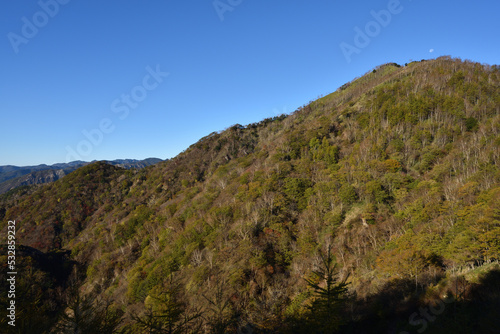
[1,57,499,333]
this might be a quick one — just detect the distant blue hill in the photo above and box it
[0,158,163,194]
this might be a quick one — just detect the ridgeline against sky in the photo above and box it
[1,58,499,332]
[1,0,499,165]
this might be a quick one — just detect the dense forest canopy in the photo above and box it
[1,57,500,333]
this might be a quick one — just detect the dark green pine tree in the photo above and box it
[305,247,349,333]
[54,287,123,334]
[130,275,202,334]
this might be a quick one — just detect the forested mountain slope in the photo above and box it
[1,57,499,333]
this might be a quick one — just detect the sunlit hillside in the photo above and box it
[1,57,499,333]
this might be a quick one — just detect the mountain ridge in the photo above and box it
[1,57,499,333]
[0,158,163,195]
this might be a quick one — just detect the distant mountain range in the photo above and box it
[0,158,163,194]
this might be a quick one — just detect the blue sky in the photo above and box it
[1,0,499,166]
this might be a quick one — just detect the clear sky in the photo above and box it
[1,0,499,166]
